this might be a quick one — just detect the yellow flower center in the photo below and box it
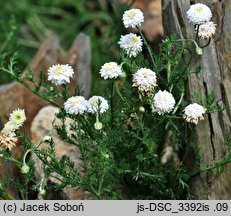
[143,71,148,78]
[132,36,139,43]
[15,115,21,121]
[128,11,136,19]
[53,65,65,76]
[105,63,115,70]
[92,101,99,109]
[195,6,203,13]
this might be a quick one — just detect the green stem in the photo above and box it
[110,81,114,125]
[172,90,185,114]
[22,149,32,165]
[138,28,156,69]
[167,58,171,83]
[115,82,125,101]
[191,157,231,177]
[97,173,105,196]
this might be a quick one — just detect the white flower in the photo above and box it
[99,62,122,79]
[87,96,109,114]
[64,96,89,115]
[152,90,175,115]
[132,68,157,94]
[198,22,216,39]
[187,3,212,25]
[9,108,26,127]
[1,121,18,137]
[42,135,52,143]
[118,33,143,57]
[183,103,206,124]
[122,8,144,28]
[48,64,74,85]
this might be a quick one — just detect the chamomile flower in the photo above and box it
[48,64,74,85]
[118,33,143,57]
[132,68,157,95]
[9,108,26,127]
[183,103,206,124]
[64,96,89,115]
[87,96,109,114]
[122,8,144,28]
[1,121,18,137]
[187,3,212,25]
[152,90,175,115]
[198,22,216,39]
[99,62,122,79]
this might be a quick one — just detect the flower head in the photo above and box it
[87,96,109,114]
[198,22,216,39]
[1,121,18,137]
[187,3,212,25]
[118,33,143,57]
[152,90,175,115]
[99,62,122,79]
[42,135,52,143]
[183,103,206,124]
[122,8,144,28]
[132,68,157,95]
[48,64,74,85]
[64,96,89,115]
[0,132,18,152]
[9,109,26,127]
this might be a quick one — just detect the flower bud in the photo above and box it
[21,164,30,174]
[196,47,203,55]
[39,188,46,197]
[50,86,54,92]
[119,72,127,79]
[139,106,145,113]
[42,135,52,143]
[103,153,110,159]
[94,122,103,130]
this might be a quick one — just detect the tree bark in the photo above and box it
[162,0,231,199]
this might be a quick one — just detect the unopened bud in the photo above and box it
[42,135,52,143]
[139,106,145,113]
[94,122,103,130]
[39,188,46,197]
[196,47,203,55]
[103,153,110,159]
[120,72,126,79]
[21,164,30,174]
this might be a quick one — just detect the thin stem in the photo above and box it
[23,149,32,165]
[172,90,185,114]
[97,173,105,196]
[138,28,156,69]
[167,58,171,83]
[191,157,231,177]
[110,81,114,125]
[195,24,200,43]
[199,38,211,48]
[115,82,125,101]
